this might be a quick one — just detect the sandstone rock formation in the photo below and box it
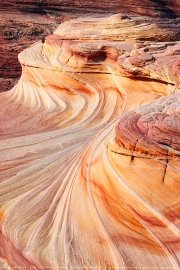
[0,0,180,91]
[0,4,180,270]
[115,94,180,157]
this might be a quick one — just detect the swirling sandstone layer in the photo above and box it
[0,10,180,270]
[0,0,180,91]
[116,94,180,157]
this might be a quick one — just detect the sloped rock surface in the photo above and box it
[0,5,179,270]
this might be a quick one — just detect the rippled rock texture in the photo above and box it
[0,5,180,270]
[0,0,180,91]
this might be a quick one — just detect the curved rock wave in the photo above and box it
[115,94,180,157]
[0,13,179,270]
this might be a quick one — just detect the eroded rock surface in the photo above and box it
[0,0,180,91]
[0,4,179,270]
[116,94,180,157]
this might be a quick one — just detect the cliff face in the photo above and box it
[1,0,180,17]
[0,1,180,270]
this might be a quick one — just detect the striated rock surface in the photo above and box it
[115,94,180,157]
[0,4,180,270]
[1,0,180,17]
[0,0,180,91]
